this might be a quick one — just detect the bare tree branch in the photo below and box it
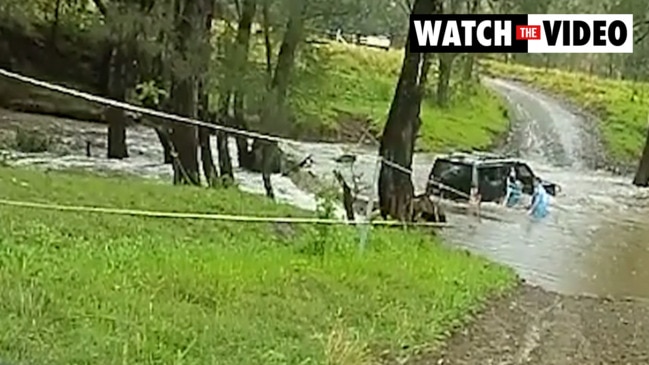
[92,0,108,16]
[633,19,649,44]
[399,0,412,15]
[636,29,649,44]
[397,3,409,15]
[233,0,242,18]
[634,20,649,27]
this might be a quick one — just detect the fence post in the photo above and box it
[358,158,381,252]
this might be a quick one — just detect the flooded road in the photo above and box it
[449,79,649,299]
[2,79,649,299]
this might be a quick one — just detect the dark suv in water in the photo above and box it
[425,152,559,202]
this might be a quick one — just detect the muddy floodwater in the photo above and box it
[2,79,649,299]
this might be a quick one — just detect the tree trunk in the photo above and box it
[170,78,200,185]
[200,0,217,183]
[154,100,174,164]
[155,126,173,164]
[199,127,218,185]
[106,46,129,159]
[99,44,112,95]
[134,38,173,165]
[233,0,257,170]
[198,82,218,186]
[216,93,234,180]
[436,54,454,107]
[233,93,252,168]
[334,170,355,221]
[261,141,276,199]
[50,0,62,45]
[463,54,475,81]
[633,126,649,186]
[262,0,273,83]
[378,0,440,222]
[168,0,202,185]
[270,0,304,105]
[258,0,305,199]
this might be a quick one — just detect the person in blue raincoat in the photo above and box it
[503,168,522,208]
[528,177,549,219]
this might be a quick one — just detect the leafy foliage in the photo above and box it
[132,79,167,106]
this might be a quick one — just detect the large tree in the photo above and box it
[378,0,441,221]
[197,0,219,186]
[91,0,134,159]
[168,0,205,185]
[221,0,258,172]
[258,0,306,198]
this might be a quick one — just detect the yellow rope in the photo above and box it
[0,198,452,227]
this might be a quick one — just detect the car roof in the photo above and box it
[435,152,522,167]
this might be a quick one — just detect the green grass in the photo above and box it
[484,60,649,165]
[0,166,515,364]
[289,44,510,152]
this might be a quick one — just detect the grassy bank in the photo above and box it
[0,167,515,364]
[484,60,649,165]
[286,44,510,152]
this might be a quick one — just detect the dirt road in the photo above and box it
[407,80,649,364]
[412,283,649,365]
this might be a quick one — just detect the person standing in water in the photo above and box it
[503,168,522,208]
[528,177,549,219]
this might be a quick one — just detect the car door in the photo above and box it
[514,162,535,194]
[477,165,507,202]
[427,160,472,200]
[444,164,473,200]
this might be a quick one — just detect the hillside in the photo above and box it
[287,43,509,151]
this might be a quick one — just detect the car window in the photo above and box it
[430,160,472,182]
[479,166,504,182]
[515,163,534,178]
